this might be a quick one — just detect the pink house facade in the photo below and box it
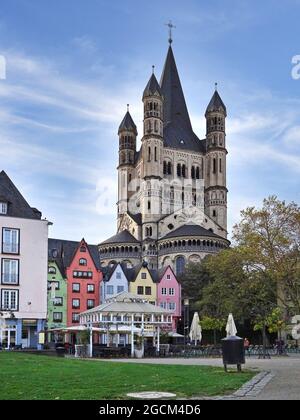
[157,266,181,332]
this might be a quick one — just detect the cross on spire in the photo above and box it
[165,20,176,45]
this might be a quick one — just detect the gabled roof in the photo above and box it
[125,261,160,284]
[102,262,129,283]
[0,170,42,220]
[205,90,227,116]
[99,229,140,246]
[143,73,162,99]
[118,111,137,135]
[48,238,101,276]
[160,47,205,153]
[160,222,224,241]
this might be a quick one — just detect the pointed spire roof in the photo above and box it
[160,46,192,129]
[159,46,205,152]
[205,88,227,116]
[143,72,162,99]
[118,110,137,135]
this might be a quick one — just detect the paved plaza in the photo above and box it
[95,355,300,400]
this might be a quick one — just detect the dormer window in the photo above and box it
[0,202,7,215]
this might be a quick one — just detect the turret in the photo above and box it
[204,84,228,233]
[117,106,137,219]
[141,69,164,267]
[118,107,137,167]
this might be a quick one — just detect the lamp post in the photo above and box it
[183,298,190,351]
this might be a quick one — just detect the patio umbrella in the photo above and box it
[226,313,237,337]
[189,312,202,345]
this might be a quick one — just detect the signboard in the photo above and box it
[38,333,45,345]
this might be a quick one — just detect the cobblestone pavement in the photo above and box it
[92,355,300,400]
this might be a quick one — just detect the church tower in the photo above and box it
[141,70,164,268]
[117,107,137,224]
[204,84,228,233]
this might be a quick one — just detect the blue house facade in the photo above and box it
[101,263,129,303]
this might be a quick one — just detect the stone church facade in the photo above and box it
[99,42,230,274]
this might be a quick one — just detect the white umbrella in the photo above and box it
[226,313,237,337]
[189,312,202,345]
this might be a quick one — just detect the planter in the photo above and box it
[134,348,144,358]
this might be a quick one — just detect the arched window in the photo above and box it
[154,147,157,161]
[148,147,151,161]
[219,158,222,173]
[213,158,216,174]
[196,167,200,179]
[154,120,158,133]
[191,166,195,179]
[148,201,151,211]
[167,162,172,175]
[177,164,181,177]
[128,173,132,183]
[176,256,185,275]
[79,258,87,266]
[163,161,167,174]
[182,164,186,178]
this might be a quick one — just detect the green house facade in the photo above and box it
[47,261,67,335]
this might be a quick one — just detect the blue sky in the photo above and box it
[0,0,299,243]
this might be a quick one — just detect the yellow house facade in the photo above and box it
[129,265,157,304]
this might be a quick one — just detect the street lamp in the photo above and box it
[183,298,190,351]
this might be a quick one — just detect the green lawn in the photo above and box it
[0,352,255,400]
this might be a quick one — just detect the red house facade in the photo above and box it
[66,239,102,326]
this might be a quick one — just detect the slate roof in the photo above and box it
[160,47,205,153]
[128,211,142,225]
[205,90,227,116]
[0,170,42,220]
[118,111,137,135]
[160,222,224,240]
[48,238,101,277]
[99,229,140,246]
[143,73,162,99]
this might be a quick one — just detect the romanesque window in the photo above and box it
[167,162,172,175]
[196,167,200,179]
[163,161,167,174]
[148,147,151,161]
[177,163,181,177]
[213,158,216,174]
[154,147,157,161]
[182,164,186,178]
[176,256,185,275]
[219,158,222,173]
[191,166,195,179]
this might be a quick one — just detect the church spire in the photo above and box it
[160,45,192,130]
